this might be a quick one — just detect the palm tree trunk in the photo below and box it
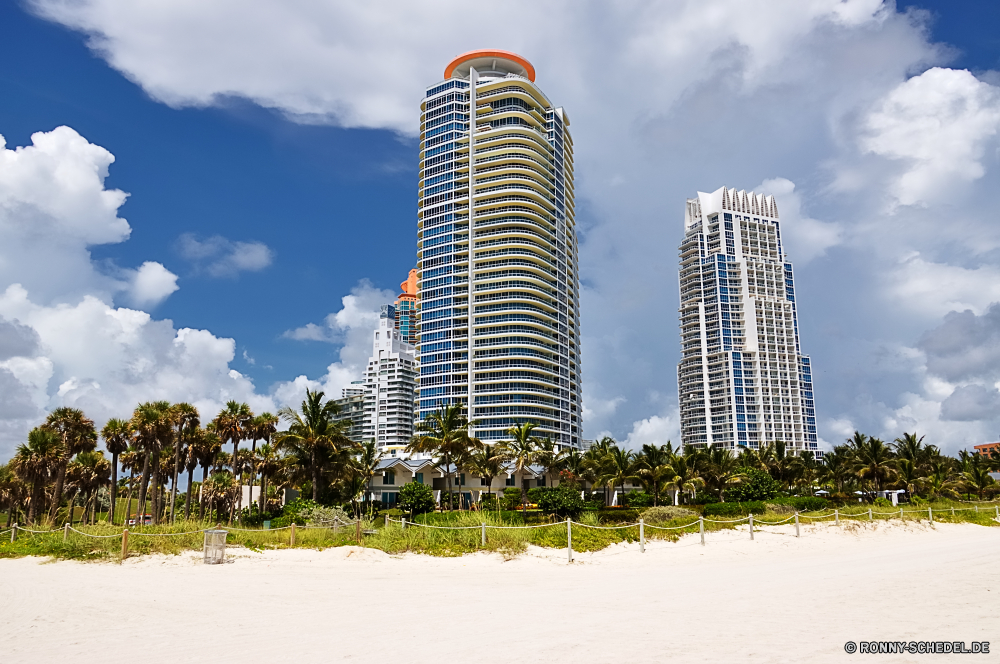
[230,439,241,524]
[110,452,119,525]
[446,453,453,512]
[260,475,268,514]
[137,452,151,527]
[150,457,160,525]
[200,464,209,521]
[185,465,194,521]
[248,439,258,515]
[48,448,69,522]
[170,433,181,524]
[311,446,319,502]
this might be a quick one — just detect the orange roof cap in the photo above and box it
[444,49,535,82]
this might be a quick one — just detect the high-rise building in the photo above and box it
[677,187,818,453]
[416,49,581,448]
[332,390,365,443]
[395,269,419,345]
[363,304,419,454]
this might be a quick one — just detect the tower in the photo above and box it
[416,50,581,448]
[363,304,418,454]
[677,187,818,452]
[395,268,419,345]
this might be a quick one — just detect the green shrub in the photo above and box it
[725,468,781,502]
[703,501,765,517]
[624,491,653,508]
[693,491,718,505]
[641,506,696,523]
[873,497,893,508]
[502,487,523,511]
[765,502,796,515]
[527,487,548,504]
[596,508,640,523]
[537,485,586,519]
[769,496,829,511]
[398,482,436,516]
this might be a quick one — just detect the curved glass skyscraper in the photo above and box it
[416,50,581,448]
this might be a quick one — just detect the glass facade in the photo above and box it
[416,51,581,448]
[677,187,818,453]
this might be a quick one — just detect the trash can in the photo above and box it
[262,520,271,530]
[203,529,227,565]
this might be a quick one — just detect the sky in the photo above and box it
[1,0,999,460]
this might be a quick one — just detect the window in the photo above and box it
[416,472,424,484]
[383,471,395,485]
[506,475,515,487]
[538,475,546,486]
[459,473,466,486]
[481,477,488,486]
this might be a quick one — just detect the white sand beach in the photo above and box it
[2,521,997,663]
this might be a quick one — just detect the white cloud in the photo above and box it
[861,67,1000,207]
[274,280,395,406]
[888,255,1000,318]
[623,411,680,451]
[177,233,273,278]
[758,177,842,263]
[124,261,179,308]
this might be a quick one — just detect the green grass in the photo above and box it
[0,499,995,562]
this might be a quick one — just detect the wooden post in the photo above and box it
[63,522,70,543]
[699,517,705,546]
[928,507,932,523]
[749,514,754,540]
[120,529,128,563]
[355,518,361,544]
[384,514,388,527]
[639,518,645,553]
[481,522,486,547]
[835,509,839,526]
[566,518,572,563]
[402,517,406,530]
[900,508,903,520]
[868,508,872,521]
[794,512,800,538]
[11,523,16,543]
[951,507,955,517]
[290,522,296,547]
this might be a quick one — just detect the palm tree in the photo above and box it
[275,390,355,502]
[637,443,674,506]
[407,404,482,511]
[254,443,283,514]
[664,452,704,505]
[498,422,543,516]
[212,401,253,523]
[169,403,199,524]
[701,444,744,502]
[351,440,384,516]
[600,446,638,507]
[465,444,505,507]
[101,418,132,525]
[894,457,922,502]
[893,432,926,466]
[183,435,200,521]
[819,446,853,497]
[10,428,61,523]
[247,412,278,510]
[130,401,174,525]
[853,435,897,500]
[73,451,111,524]
[959,455,996,500]
[194,429,223,520]
[0,464,28,528]
[43,407,96,522]
[922,460,959,500]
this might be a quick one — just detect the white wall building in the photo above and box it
[415,49,582,448]
[677,186,818,453]
[363,304,419,455]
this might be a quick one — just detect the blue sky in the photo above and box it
[1,0,1000,459]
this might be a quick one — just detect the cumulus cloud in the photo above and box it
[176,233,273,278]
[623,412,679,451]
[862,67,1000,207]
[940,384,1000,422]
[123,261,179,307]
[918,304,1000,383]
[275,280,395,406]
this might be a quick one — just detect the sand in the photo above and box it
[1,520,997,663]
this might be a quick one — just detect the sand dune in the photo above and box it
[2,521,997,663]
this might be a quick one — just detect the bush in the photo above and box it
[624,491,653,508]
[765,502,796,515]
[725,468,781,502]
[398,482,436,516]
[873,497,893,508]
[769,496,829,511]
[502,487,523,511]
[641,506,696,523]
[703,501,765,517]
[527,487,548,504]
[537,485,586,519]
[693,491,718,505]
[596,508,641,523]
[300,504,351,526]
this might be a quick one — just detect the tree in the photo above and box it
[464,444,505,505]
[636,443,674,506]
[853,434,897,499]
[193,429,223,520]
[959,455,996,500]
[169,403,199,524]
[212,401,253,523]
[533,438,566,489]
[10,428,61,523]
[130,402,174,525]
[599,446,638,507]
[350,440,384,516]
[664,453,704,505]
[407,404,482,511]
[819,446,853,497]
[254,443,284,514]
[921,460,959,500]
[247,412,278,510]
[100,418,132,525]
[498,422,543,516]
[700,445,743,502]
[73,451,111,524]
[0,464,28,527]
[183,435,200,521]
[398,481,435,517]
[275,389,355,502]
[43,407,96,522]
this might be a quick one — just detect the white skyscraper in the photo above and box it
[416,50,582,448]
[677,187,818,453]
[363,304,419,455]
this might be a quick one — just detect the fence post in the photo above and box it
[355,518,361,544]
[794,512,800,538]
[120,529,128,563]
[699,517,705,546]
[951,507,955,517]
[63,522,70,543]
[749,514,754,540]
[868,508,872,521]
[975,505,978,514]
[402,517,407,531]
[10,524,15,543]
[384,514,388,528]
[835,509,839,526]
[639,518,645,553]
[900,508,903,520]
[290,522,296,547]
[481,522,486,547]
[567,518,573,563]
[928,507,932,523]
[996,505,999,519]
